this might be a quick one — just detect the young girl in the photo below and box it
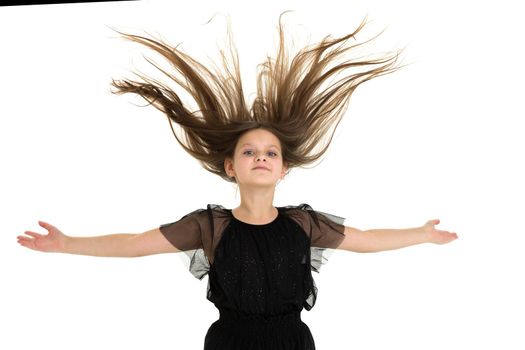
[16,11,458,350]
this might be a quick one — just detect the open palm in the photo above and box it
[17,221,67,253]
[423,219,459,244]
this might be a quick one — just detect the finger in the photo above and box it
[439,230,456,237]
[446,234,458,243]
[22,231,45,239]
[17,238,36,250]
[442,232,458,241]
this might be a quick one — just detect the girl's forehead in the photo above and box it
[239,129,280,144]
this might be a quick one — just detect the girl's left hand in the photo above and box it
[423,219,459,244]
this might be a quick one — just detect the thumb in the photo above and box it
[426,219,439,226]
[39,220,54,229]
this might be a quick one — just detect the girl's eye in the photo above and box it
[243,150,278,156]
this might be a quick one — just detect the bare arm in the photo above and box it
[17,221,181,257]
[63,233,136,257]
[338,219,458,253]
[128,227,182,257]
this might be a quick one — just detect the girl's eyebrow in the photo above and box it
[241,143,279,148]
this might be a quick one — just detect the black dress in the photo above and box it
[159,203,346,350]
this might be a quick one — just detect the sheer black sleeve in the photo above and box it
[285,203,346,273]
[159,207,212,280]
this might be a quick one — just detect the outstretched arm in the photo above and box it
[17,221,180,257]
[338,219,459,253]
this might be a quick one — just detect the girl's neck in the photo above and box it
[232,205,278,222]
[233,185,277,220]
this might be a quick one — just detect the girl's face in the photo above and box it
[226,128,287,186]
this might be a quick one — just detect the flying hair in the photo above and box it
[109,10,407,184]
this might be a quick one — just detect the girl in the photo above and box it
[17,11,458,350]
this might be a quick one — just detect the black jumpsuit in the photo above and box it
[159,203,346,350]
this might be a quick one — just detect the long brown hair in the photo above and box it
[109,11,407,183]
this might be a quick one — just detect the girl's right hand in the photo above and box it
[17,221,68,253]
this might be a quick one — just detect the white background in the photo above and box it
[1,0,523,349]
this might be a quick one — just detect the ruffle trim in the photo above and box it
[178,248,210,280]
[310,246,338,273]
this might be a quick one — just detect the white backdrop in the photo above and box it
[1,1,524,349]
